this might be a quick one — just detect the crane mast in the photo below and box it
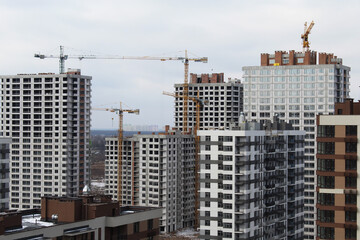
[163,91,207,229]
[92,105,139,205]
[183,50,189,133]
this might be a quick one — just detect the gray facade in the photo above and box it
[0,71,92,209]
[0,138,10,211]
[105,130,196,233]
[242,63,350,239]
[198,118,305,240]
[174,78,243,131]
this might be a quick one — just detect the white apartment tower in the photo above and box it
[0,138,11,211]
[242,50,350,239]
[174,73,243,131]
[0,70,91,209]
[198,117,305,240]
[105,127,195,233]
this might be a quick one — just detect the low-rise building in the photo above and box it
[0,194,162,240]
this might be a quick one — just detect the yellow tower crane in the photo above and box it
[301,21,315,52]
[163,91,207,228]
[34,46,207,133]
[92,104,139,205]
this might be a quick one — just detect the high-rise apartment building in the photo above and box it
[174,73,243,131]
[0,138,11,211]
[242,50,350,239]
[198,116,305,240]
[105,127,195,233]
[316,99,359,240]
[0,70,91,209]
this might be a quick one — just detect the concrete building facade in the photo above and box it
[242,50,350,239]
[174,73,243,131]
[0,70,91,209]
[198,117,305,240]
[0,138,10,211]
[105,128,195,233]
[316,99,360,240]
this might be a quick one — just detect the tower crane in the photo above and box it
[301,21,315,52]
[163,91,207,228]
[35,46,207,133]
[92,104,139,205]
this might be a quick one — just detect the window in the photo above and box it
[317,159,334,171]
[134,222,140,233]
[317,176,334,188]
[345,228,356,239]
[346,125,357,136]
[317,226,334,239]
[345,211,356,222]
[345,177,357,188]
[318,142,335,155]
[318,125,335,137]
[148,219,153,230]
[317,193,334,205]
[317,209,334,222]
[345,159,356,170]
[346,142,357,153]
[345,194,357,205]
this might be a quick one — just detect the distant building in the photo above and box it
[0,194,161,239]
[242,50,350,239]
[105,127,195,233]
[316,99,360,239]
[174,73,243,131]
[198,116,305,240]
[0,70,92,210]
[0,138,10,211]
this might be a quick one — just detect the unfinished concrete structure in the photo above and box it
[174,73,243,131]
[0,70,92,210]
[105,127,195,233]
[0,138,10,211]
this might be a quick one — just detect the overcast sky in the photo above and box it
[1,0,359,130]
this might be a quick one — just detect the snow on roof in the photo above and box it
[22,214,54,228]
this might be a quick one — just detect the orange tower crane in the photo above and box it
[301,21,315,52]
[92,104,139,204]
[163,91,207,228]
[35,47,207,132]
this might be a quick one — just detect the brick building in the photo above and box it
[0,194,162,240]
[316,99,360,239]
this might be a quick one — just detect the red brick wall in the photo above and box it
[41,197,82,222]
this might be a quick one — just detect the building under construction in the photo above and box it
[105,126,195,233]
[174,73,243,132]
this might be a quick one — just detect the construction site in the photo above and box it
[1,18,356,240]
